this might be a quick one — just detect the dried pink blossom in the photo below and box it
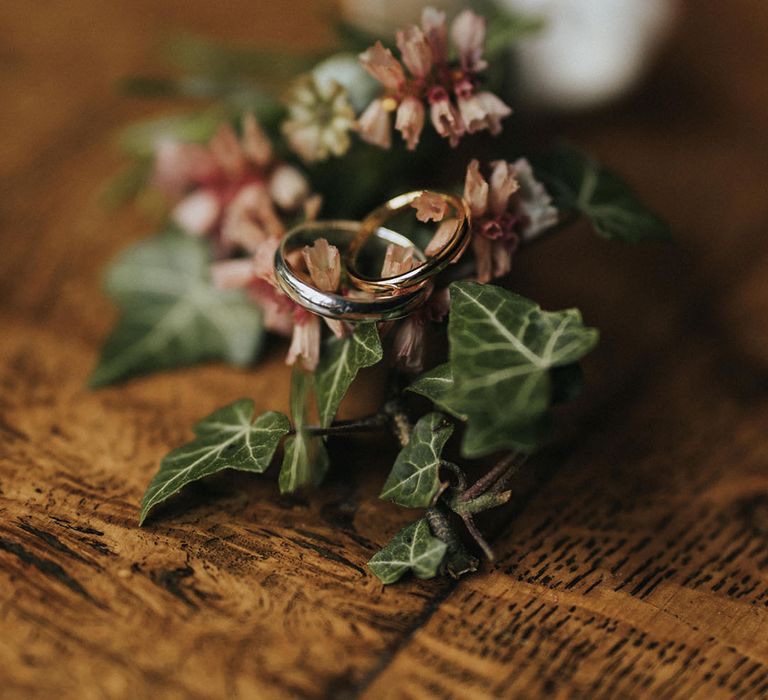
[412,192,448,223]
[287,312,322,371]
[392,315,426,374]
[241,112,273,168]
[152,141,218,199]
[428,87,465,147]
[357,7,510,149]
[451,9,488,72]
[220,184,283,254]
[210,258,255,290]
[464,158,558,282]
[269,164,310,211]
[381,244,417,278]
[357,98,393,149]
[421,7,448,62]
[303,194,323,221]
[512,158,559,239]
[488,160,519,215]
[155,113,312,248]
[425,218,458,257]
[359,42,406,91]
[250,279,295,337]
[302,238,341,293]
[395,96,425,151]
[172,190,219,236]
[464,159,489,218]
[396,26,433,78]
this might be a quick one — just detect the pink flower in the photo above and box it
[428,87,465,147]
[421,7,448,63]
[488,160,519,215]
[172,190,219,236]
[268,164,310,211]
[210,258,255,290]
[451,9,488,72]
[154,113,312,250]
[250,279,295,337]
[241,112,273,167]
[456,87,512,136]
[396,26,433,78]
[464,158,558,283]
[152,141,218,199]
[395,96,425,151]
[302,238,341,293]
[464,159,489,218]
[357,98,393,149]
[220,184,283,254]
[357,7,510,149]
[359,41,406,91]
[381,243,417,278]
[412,192,448,223]
[392,315,426,374]
[287,312,321,371]
[425,218,458,257]
[512,158,559,239]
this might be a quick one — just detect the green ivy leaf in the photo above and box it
[535,146,671,242]
[279,433,330,494]
[90,229,264,387]
[379,413,454,508]
[413,282,598,457]
[139,400,290,524]
[279,367,328,493]
[368,519,448,584]
[314,323,382,427]
[409,363,467,420]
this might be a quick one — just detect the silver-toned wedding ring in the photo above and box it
[274,220,433,321]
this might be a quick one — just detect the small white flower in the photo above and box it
[282,74,356,163]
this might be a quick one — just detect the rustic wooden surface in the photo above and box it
[2,2,768,698]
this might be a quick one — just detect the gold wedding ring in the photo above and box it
[345,191,471,293]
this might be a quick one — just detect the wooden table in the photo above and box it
[2,2,768,698]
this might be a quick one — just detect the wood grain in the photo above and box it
[1,1,767,698]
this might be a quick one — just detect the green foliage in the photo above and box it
[535,146,671,242]
[379,413,453,508]
[279,368,329,493]
[139,400,290,524]
[411,281,598,457]
[368,519,448,584]
[90,229,264,387]
[314,323,382,427]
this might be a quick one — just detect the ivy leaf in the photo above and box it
[90,229,264,387]
[279,433,330,494]
[414,282,598,457]
[379,413,454,508]
[535,146,671,242]
[139,400,290,524]
[279,367,328,493]
[314,323,382,427]
[409,364,467,420]
[368,519,448,584]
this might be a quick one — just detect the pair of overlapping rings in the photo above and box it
[273,191,471,321]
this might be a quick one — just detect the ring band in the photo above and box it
[274,220,433,321]
[345,191,471,293]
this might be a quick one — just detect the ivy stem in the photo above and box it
[461,513,496,561]
[459,452,520,502]
[291,413,389,437]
